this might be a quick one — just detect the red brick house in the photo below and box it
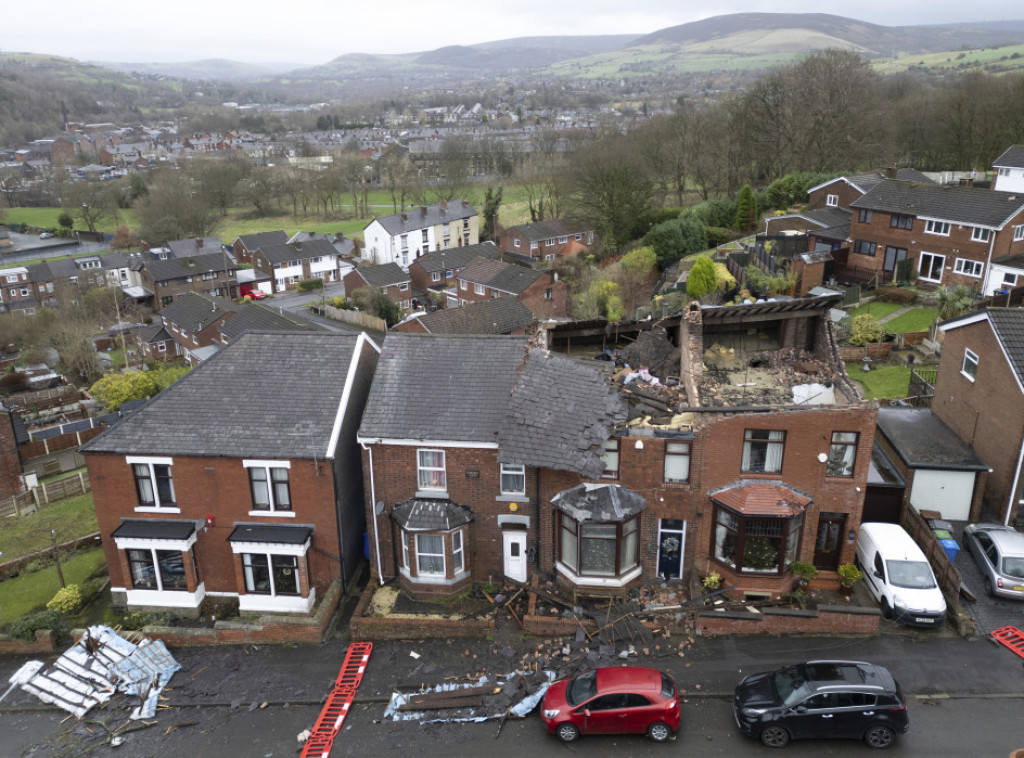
[455,257,567,318]
[498,220,596,261]
[934,308,1024,527]
[847,180,1024,291]
[407,242,502,304]
[343,263,414,310]
[232,231,288,266]
[133,252,238,308]
[359,296,876,601]
[81,331,380,616]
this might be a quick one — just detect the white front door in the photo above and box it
[502,530,528,582]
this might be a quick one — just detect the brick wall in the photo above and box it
[0,629,56,655]
[696,605,879,635]
[348,580,493,641]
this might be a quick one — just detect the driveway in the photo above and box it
[952,520,1024,635]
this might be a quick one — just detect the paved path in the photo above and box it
[877,305,916,324]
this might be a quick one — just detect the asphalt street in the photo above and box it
[2,625,1024,757]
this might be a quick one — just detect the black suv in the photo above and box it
[733,660,909,749]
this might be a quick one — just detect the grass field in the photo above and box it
[0,493,99,562]
[848,302,902,321]
[884,308,937,334]
[0,548,107,628]
[845,362,911,400]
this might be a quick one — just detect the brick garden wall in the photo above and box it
[696,604,879,636]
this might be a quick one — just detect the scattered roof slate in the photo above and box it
[371,201,477,236]
[81,331,374,459]
[876,407,989,471]
[410,297,536,335]
[993,145,1024,170]
[459,257,544,295]
[551,483,646,522]
[412,242,502,274]
[851,180,1024,227]
[391,498,474,531]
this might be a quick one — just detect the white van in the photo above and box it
[855,522,946,627]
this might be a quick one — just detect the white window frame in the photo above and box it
[417,448,447,492]
[127,456,178,513]
[962,348,978,382]
[459,279,467,290]
[664,441,691,483]
[452,529,464,574]
[1014,225,1024,242]
[431,271,441,282]
[601,439,620,478]
[741,430,785,474]
[398,282,409,291]
[500,463,526,495]
[1004,272,1018,287]
[401,532,410,569]
[243,459,294,516]
[925,220,951,236]
[971,227,992,243]
[953,258,983,278]
[826,194,838,207]
[918,252,945,284]
[474,282,485,295]
[416,533,445,576]
[513,238,520,248]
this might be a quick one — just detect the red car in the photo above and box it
[247,290,268,300]
[541,666,680,743]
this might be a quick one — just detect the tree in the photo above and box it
[481,185,503,241]
[734,185,758,233]
[575,279,625,323]
[110,225,140,251]
[612,246,659,315]
[350,286,403,327]
[937,284,974,321]
[686,255,718,299]
[138,166,221,244]
[89,372,160,411]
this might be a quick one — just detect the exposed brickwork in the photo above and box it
[0,629,55,655]
[696,605,879,636]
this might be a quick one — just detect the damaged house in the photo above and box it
[359,293,877,601]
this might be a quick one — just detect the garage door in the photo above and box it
[910,470,976,520]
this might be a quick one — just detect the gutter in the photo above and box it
[360,439,385,585]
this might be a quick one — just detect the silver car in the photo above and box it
[963,524,1024,600]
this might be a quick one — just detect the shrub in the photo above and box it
[47,584,84,615]
[9,610,63,642]
[848,314,884,346]
[296,278,325,293]
[875,287,918,305]
[705,226,739,248]
[120,611,152,630]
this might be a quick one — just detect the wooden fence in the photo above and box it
[900,506,964,619]
[0,470,91,517]
[318,304,387,332]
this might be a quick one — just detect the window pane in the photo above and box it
[271,468,291,509]
[560,517,578,572]
[154,465,175,504]
[272,555,299,595]
[128,549,157,589]
[134,464,154,504]
[620,520,639,572]
[243,554,271,593]
[156,550,187,590]
[580,523,617,576]
[500,464,525,494]
[418,449,447,490]
[250,468,270,508]
[417,534,445,576]
[664,442,690,482]
[452,531,464,573]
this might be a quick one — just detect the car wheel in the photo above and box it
[880,598,894,619]
[864,725,895,749]
[647,721,672,742]
[555,723,580,743]
[759,725,790,748]
[985,577,995,597]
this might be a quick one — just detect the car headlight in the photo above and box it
[893,595,908,610]
[543,709,560,719]
[741,707,767,718]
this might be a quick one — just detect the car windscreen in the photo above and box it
[886,559,936,589]
[772,667,811,707]
[1002,556,1024,580]
[567,670,597,707]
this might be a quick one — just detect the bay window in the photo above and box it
[558,513,640,578]
[127,548,190,591]
[242,553,299,595]
[713,507,804,575]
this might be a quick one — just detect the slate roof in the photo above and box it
[82,331,373,460]
[167,236,223,258]
[506,219,589,242]
[391,498,474,531]
[459,257,544,295]
[412,242,502,274]
[158,292,239,333]
[350,262,409,288]
[851,180,1024,228]
[142,253,235,282]
[138,323,171,344]
[370,201,477,236]
[410,298,536,335]
[993,146,1024,169]
[217,303,322,341]
[257,238,336,264]
[876,407,989,471]
[360,334,625,479]
[235,231,288,251]
[227,524,313,545]
[811,169,935,196]
[941,308,1024,389]
[551,483,646,523]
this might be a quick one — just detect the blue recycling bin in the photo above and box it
[928,519,960,563]
[937,538,959,563]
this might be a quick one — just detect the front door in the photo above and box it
[502,530,527,582]
[656,519,686,579]
[813,513,847,570]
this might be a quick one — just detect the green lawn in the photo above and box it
[845,362,911,400]
[848,302,902,320]
[0,493,98,561]
[0,548,107,628]
[884,308,937,335]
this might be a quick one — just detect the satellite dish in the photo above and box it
[374,501,384,516]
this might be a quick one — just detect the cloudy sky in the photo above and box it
[4,0,1020,65]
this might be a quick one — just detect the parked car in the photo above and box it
[734,660,909,749]
[541,666,680,743]
[855,522,946,627]
[247,291,268,300]
[963,523,1024,599]
[39,232,55,239]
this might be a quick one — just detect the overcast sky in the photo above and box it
[4,1,1020,65]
